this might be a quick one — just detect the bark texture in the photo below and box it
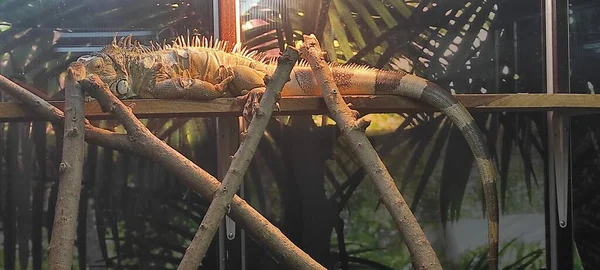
[0,70,324,269]
[0,74,132,152]
[299,34,442,270]
[79,74,324,269]
[178,48,300,269]
[48,62,87,270]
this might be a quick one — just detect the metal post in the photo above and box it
[543,0,573,268]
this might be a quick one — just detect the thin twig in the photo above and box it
[299,34,442,270]
[78,73,324,269]
[178,47,300,269]
[48,62,86,270]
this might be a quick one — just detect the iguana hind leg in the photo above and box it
[227,65,267,97]
[149,66,234,100]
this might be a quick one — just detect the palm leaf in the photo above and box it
[410,118,451,211]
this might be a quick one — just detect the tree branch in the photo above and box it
[0,74,132,152]
[0,70,323,269]
[78,73,324,269]
[299,34,442,269]
[178,48,300,269]
[48,62,87,270]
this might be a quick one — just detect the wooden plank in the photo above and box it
[1,94,600,121]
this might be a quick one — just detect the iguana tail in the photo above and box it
[374,70,499,270]
[282,64,499,268]
[283,65,499,268]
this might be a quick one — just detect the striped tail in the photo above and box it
[374,70,499,270]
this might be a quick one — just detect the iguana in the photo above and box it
[77,34,499,269]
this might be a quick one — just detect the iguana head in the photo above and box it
[77,40,135,98]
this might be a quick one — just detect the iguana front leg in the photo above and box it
[236,87,282,121]
[148,66,234,100]
[226,65,280,121]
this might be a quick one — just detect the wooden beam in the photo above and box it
[218,0,237,47]
[1,94,600,121]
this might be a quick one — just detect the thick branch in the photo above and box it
[0,74,65,122]
[178,48,300,269]
[48,62,87,270]
[83,125,134,152]
[79,75,324,269]
[299,34,442,269]
[0,71,322,269]
[0,74,132,152]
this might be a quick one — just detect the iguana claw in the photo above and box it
[216,65,234,83]
[263,74,272,84]
[236,88,266,122]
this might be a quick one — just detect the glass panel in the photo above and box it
[570,0,600,268]
[572,114,600,269]
[570,1,600,94]
[240,0,547,269]
[0,0,214,97]
[0,1,217,269]
[240,0,544,94]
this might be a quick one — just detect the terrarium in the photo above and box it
[0,0,596,269]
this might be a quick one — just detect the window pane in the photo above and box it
[0,1,217,269]
[571,1,600,268]
[240,1,547,269]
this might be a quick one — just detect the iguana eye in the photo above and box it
[90,57,104,69]
[116,79,129,95]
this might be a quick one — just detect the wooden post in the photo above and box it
[216,117,240,270]
[216,0,244,268]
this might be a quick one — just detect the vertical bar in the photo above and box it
[513,21,519,92]
[216,118,240,270]
[216,1,243,269]
[494,29,500,93]
[219,0,238,45]
[238,117,247,270]
[218,221,226,270]
[544,0,573,269]
[213,1,225,267]
[214,0,221,40]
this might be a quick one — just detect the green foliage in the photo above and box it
[338,179,413,269]
[459,239,544,269]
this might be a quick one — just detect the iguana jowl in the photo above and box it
[77,35,499,269]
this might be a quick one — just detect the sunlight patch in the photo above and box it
[312,114,405,136]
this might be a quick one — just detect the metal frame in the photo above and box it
[544,0,574,268]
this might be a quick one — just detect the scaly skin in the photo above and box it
[77,35,499,269]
